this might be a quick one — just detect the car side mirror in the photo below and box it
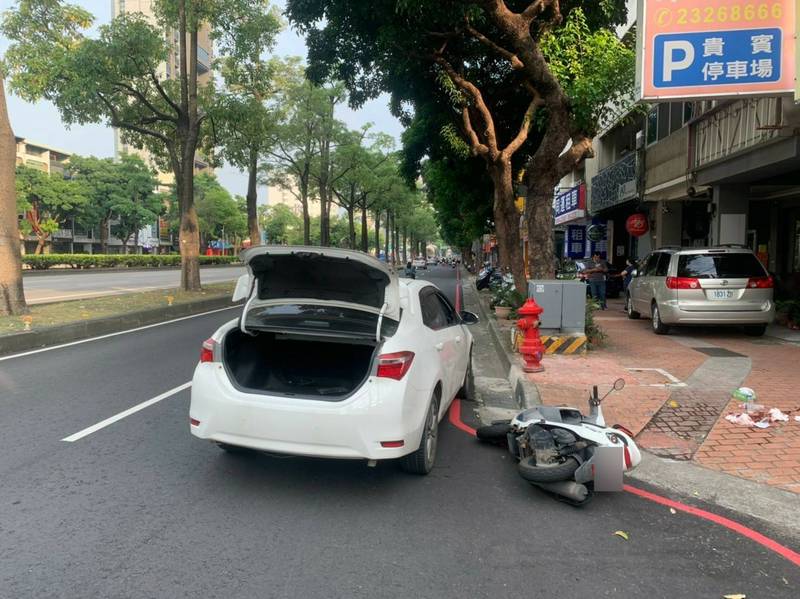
[631,269,639,277]
[232,273,252,302]
[460,311,479,325]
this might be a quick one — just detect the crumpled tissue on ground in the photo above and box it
[725,407,793,428]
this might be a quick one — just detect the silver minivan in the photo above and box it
[626,247,775,336]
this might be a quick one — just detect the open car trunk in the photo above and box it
[223,329,377,400]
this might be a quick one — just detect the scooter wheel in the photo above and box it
[517,456,579,483]
[476,422,512,443]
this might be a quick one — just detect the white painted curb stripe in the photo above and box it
[0,305,238,362]
[62,382,192,442]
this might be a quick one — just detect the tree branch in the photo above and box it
[502,92,543,158]
[464,23,523,70]
[556,134,593,177]
[461,107,489,156]
[434,54,499,159]
[110,81,176,123]
[96,91,172,147]
[150,72,182,115]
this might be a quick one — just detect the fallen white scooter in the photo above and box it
[477,378,641,505]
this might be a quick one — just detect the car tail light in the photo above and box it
[376,351,415,380]
[190,417,200,427]
[666,276,700,289]
[623,446,633,470]
[747,275,773,289]
[380,440,405,448]
[200,338,217,363]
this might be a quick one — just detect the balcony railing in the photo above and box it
[53,228,73,239]
[590,152,637,213]
[197,46,210,74]
[690,97,783,170]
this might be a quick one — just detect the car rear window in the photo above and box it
[677,253,767,279]
[246,304,398,337]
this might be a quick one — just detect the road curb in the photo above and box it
[469,276,539,409]
[0,295,239,357]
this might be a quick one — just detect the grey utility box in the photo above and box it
[527,280,586,334]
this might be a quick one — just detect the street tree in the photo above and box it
[2,0,281,291]
[261,68,329,245]
[69,155,161,254]
[285,0,632,288]
[0,74,26,315]
[111,155,164,253]
[258,203,302,245]
[212,7,283,245]
[15,165,87,255]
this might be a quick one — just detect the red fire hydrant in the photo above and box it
[516,298,545,373]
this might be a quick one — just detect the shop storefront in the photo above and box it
[553,183,590,261]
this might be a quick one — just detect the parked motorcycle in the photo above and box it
[476,378,641,506]
[476,264,509,290]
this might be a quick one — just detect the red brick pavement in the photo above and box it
[519,298,800,494]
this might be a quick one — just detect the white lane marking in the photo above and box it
[0,306,239,362]
[625,367,687,388]
[62,382,192,442]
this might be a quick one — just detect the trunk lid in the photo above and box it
[239,246,401,327]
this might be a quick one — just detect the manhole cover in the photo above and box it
[693,347,746,358]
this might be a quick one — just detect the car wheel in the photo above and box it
[626,295,640,319]
[401,392,440,475]
[651,302,670,335]
[457,347,475,401]
[745,324,767,337]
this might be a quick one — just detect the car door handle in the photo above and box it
[435,342,444,351]
[455,336,462,343]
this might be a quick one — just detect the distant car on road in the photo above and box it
[189,246,479,474]
[412,257,427,270]
[626,246,774,336]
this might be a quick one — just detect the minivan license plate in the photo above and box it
[710,290,735,300]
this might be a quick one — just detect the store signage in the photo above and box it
[566,225,586,258]
[626,213,650,237]
[553,184,586,225]
[587,224,607,242]
[636,0,795,99]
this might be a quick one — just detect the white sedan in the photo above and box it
[189,246,477,474]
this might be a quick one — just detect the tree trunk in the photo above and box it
[526,178,558,280]
[488,161,526,294]
[246,146,260,245]
[360,204,368,252]
[0,76,27,315]
[122,237,129,254]
[35,235,46,255]
[347,207,355,249]
[402,227,407,263]
[100,216,109,254]
[374,211,380,257]
[384,211,389,263]
[300,171,311,245]
[176,0,201,291]
[393,222,399,266]
[134,229,140,254]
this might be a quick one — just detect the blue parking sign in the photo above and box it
[654,28,781,88]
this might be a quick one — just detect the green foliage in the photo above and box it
[585,299,606,347]
[258,203,302,244]
[540,8,635,135]
[492,284,525,309]
[21,254,238,270]
[15,165,87,243]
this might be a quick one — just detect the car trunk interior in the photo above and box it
[223,329,377,400]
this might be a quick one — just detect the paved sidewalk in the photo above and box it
[522,298,800,494]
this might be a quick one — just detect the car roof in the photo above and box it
[654,246,755,256]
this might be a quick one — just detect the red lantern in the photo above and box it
[626,213,649,237]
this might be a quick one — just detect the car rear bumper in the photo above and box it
[659,300,775,325]
[189,364,430,460]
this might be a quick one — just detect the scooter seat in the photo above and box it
[518,406,583,425]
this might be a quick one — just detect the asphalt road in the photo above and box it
[0,265,797,598]
[22,266,245,304]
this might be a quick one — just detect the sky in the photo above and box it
[0,0,403,198]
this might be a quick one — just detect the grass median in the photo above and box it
[0,282,235,336]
